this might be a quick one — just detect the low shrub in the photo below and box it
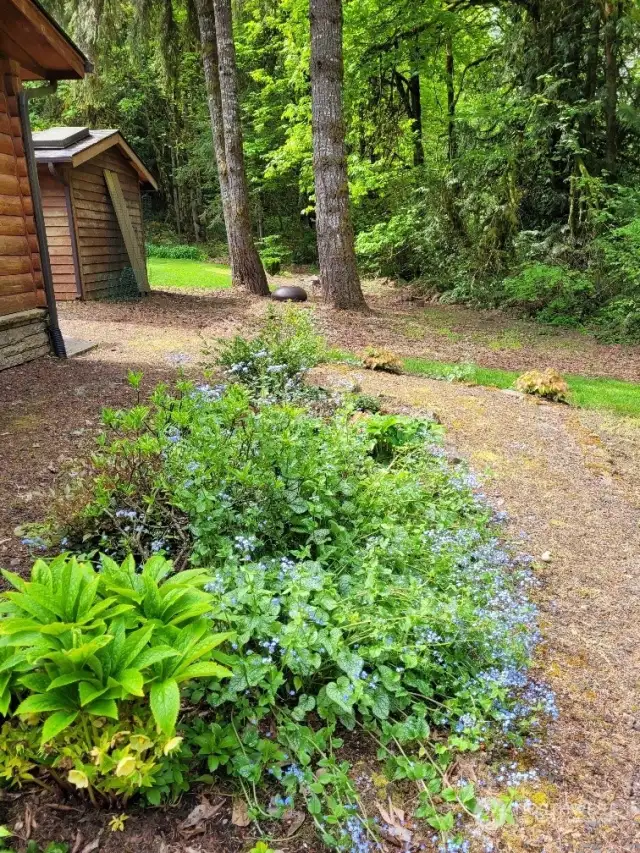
[361,346,403,374]
[257,234,292,276]
[146,243,207,261]
[350,392,382,413]
[502,263,594,326]
[25,316,549,846]
[515,368,569,402]
[593,297,640,343]
[214,305,324,401]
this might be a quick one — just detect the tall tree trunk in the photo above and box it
[445,36,456,162]
[408,73,424,166]
[212,0,269,295]
[392,70,424,166]
[194,0,232,248]
[195,0,268,294]
[603,0,620,177]
[582,5,601,164]
[310,0,367,310]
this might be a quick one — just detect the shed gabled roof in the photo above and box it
[0,0,91,81]
[32,128,158,189]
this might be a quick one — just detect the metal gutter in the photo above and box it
[18,82,67,358]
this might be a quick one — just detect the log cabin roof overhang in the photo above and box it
[0,0,91,81]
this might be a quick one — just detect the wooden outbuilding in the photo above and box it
[33,128,157,300]
[0,0,89,369]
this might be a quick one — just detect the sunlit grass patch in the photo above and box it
[404,357,640,418]
[148,257,232,290]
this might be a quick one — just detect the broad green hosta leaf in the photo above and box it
[0,552,234,747]
[85,697,118,719]
[117,668,144,696]
[176,661,232,682]
[150,679,180,734]
[47,671,91,690]
[78,681,108,707]
[129,646,178,671]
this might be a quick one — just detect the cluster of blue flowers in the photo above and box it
[192,383,226,402]
[21,535,47,551]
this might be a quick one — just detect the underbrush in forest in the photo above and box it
[3,313,551,851]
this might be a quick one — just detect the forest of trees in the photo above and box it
[34,0,640,333]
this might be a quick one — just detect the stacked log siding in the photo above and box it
[0,58,43,319]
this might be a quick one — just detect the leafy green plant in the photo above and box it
[257,234,291,275]
[515,368,569,402]
[213,305,324,400]
[40,321,549,845]
[0,555,232,744]
[349,392,382,413]
[146,243,206,261]
[502,263,594,326]
[361,346,403,374]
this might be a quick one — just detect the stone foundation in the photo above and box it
[0,309,50,370]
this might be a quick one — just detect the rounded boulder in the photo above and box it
[271,285,308,303]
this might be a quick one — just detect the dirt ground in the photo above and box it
[54,277,640,379]
[0,282,639,851]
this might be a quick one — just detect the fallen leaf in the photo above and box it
[231,797,251,827]
[79,830,103,853]
[376,802,412,845]
[283,809,306,837]
[71,830,83,853]
[179,798,224,831]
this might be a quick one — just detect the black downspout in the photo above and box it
[17,83,67,358]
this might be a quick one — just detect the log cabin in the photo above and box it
[0,0,90,369]
[33,128,157,301]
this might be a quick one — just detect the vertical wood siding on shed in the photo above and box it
[38,167,78,300]
[0,59,43,317]
[70,147,145,299]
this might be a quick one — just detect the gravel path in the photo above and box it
[344,367,640,851]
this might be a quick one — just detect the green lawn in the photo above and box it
[147,257,231,290]
[404,357,640,419]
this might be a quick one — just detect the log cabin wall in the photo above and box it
[69,147,144,299]
[37,166,79,300]
[0,58,50,369]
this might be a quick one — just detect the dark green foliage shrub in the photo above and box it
[0,554,231,802]
[146,244,207,261]
[43,371,546,837]
[350,392,382,413]
[17,311,551,841]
